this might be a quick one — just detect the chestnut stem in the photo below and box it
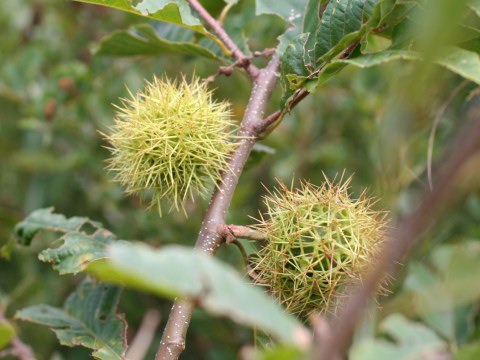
[155,54,280,360]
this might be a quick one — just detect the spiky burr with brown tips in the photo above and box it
[250,175,388,319]
[103,75,241,215]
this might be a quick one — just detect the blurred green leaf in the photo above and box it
[455,345,480,360]
[0,318,15,351]
[255,0,305,22]
[13,208,102,247]
[16,278,126,360]
[350,314,447,360]
[436,47,480,84]
[405,261,475,343]
[244,143,276,172]
[256,0,306,54]
[305,47,480,91]
[467,0,480,17]
[255,346,308,360]
[338,50,419,68]
[89,242,307,345]
[96,23,222,60]
[75,0,230,54]
[404,241,480,320]
[304,50,412,91]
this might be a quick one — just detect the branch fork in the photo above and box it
[218,224,267,243]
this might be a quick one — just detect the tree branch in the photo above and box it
[218,224,267,242]
[186,0,259,79]
[155,53,280,360]
[315,109,480,360]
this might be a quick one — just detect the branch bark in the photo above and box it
[186,0,259,79]
[218,224,267,242]
[155,53,280,360]
[315,109,480,360]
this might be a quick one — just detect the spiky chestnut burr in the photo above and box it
[250,176,388,319]
[103,75,241,215]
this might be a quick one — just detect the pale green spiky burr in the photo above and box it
[103,75,240,215]
[250,175,388,319]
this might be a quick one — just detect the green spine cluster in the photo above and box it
[103,75,239,215]
[250,176,387,318]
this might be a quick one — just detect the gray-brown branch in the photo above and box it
[186,0,259,79]
[155,53,280,360]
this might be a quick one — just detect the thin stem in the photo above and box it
[218,224,267,242]
[315,110,480,360]
[289,89,310,112]
[127,309,162,360]
[186,0,259,79]
[155,54,280,360]
[255,110,282,136]
[230,239,249,269]
[427,80,469,189]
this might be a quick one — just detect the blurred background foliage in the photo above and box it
[0,0,480,359]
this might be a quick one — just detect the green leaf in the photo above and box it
[340,49,419,67]
[312,0,396,64]
[306,47,480,91]
[468,0,480,17]
[89,242,308,345]
[74,0,230,55]
[256,0,305,20]
[16,278,127,360]
[96,23,222,60]
[11,208,115,274]
[399,242,480,344]
[39,231,114,275]
[305,49,415,91]
[314,0,376,60]
[0,318,15,351]
[350,314,447,360]
[281,32,311,91]
[244,143,276,172]
[13,207,102,246]
[405,261,475,343]
[343,48,480,84]
[279,0,397,108]
[256,0,307,55]
[453,24,480,47]
[256,346,308,360]
[455,345,480,360]
[0,237,15,259]
[404,241,480,313]
[436,47,480,84]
